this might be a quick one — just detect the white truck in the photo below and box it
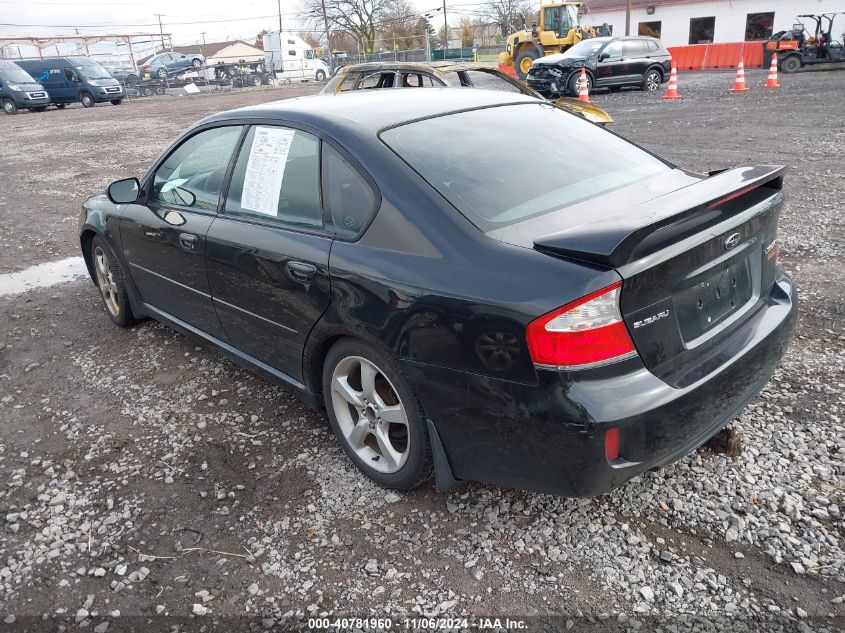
[262,33,329,82]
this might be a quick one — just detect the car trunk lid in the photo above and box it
[499,165,786,385]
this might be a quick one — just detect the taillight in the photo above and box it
[605,427,620,461]
[525,282,636,368]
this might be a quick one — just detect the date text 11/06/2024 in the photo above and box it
[307,617,528,630]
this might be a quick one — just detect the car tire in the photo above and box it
[315,69,326,81]
[780,55,801,73]
[80,92,94,107]
[90,235,139,328]
[157,68,168,79]
[642,68,662,92]
[155,86,166,95]
[322,338,433,490]
[515,48,541,79]
[192,58,203,68]
[251,75,261,86]
[568,71,591,96]
[2,98,18,115]
[110,99,123,106]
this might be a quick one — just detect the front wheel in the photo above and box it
[780,55,801,73]
[515,48,540,79]
[192,58,203,68]
[157,68,168,79]
[2,98,18,115]
[323,339,432,490]
[110,99,123,105]
[568,71,591,96]
[80,92,94,107]
[642,68,662,92]
[90,236,139,328]
[315,69,326,81]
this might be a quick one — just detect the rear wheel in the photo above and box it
[780,55,801,73]
[642,68,662,92]
[192,58,203,68]
[90,236,139,328]
[323,338,432,490]
[80,92,94,107]
[157,67,168,79]
[2,98,17,115]
[515,48,540,79]
[315,69,326,81]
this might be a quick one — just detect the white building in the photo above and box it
[582,0,845,48]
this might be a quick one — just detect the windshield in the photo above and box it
[561,39,607,58]
[381,103,669,231]
[72,60,112,80]
[0,61,37,83]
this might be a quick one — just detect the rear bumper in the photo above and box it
[403,272,796,497]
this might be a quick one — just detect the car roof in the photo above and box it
[336,61,492,74]
[205,88,539,135]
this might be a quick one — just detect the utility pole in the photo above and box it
[625,0,631,35]
[277,0,283,33]
[200,31,207,45]
[319,0,333,73]
[154,14,166,52]
[442,0,448,57]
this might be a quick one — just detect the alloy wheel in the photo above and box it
[93,246,120,317]
[645,71,660,91]
[329,356,409,474]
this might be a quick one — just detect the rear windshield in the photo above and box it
[380,102,670,230]
[0,61,36,83]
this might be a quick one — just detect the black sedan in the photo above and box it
[79,89,796,497]
[527,36,672,98]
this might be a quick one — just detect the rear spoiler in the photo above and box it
[533,165,786,268]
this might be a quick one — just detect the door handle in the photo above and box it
[286,261,317,283]
[178,233,198,251]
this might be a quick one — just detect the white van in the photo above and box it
[263,33,329,81]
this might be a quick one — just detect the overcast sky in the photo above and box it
[0,0,485,61]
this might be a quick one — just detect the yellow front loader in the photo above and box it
[498,2,602,79]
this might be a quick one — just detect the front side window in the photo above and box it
[304,50,315,59]
[152,126,243,211]
[63,68,79,82]
[689,16,715,44]
[602,41,624,58]
[381,103,669,231]
[745,12,775,40]
[638,21,661,38]
[225,126,322,229]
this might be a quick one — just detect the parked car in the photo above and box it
[140,52,205,79]
[0,60,50,114]
[104,66,140,87]
[321,61,613,124]
[527,36,671,97]
[16,57,124,107]
[80,90,796,497]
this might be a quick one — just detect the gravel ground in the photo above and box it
[0,69,844,631]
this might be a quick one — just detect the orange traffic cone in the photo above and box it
[764,53,780,88]
[662,63,682,100]
[730,57,750,92]
[577,66,591,103]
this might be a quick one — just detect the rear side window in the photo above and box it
[322,144,377,238]
[647,40,659,52]
[622,40,645,56]
[225,126,323,229]
[381,103,669,231]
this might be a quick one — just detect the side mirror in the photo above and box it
[598,53,609,61]
[107,177,140,204]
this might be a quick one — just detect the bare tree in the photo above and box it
[485,0,533,38]
[298,31,321,49]
[379,0,420,50]
[302,0,391,53]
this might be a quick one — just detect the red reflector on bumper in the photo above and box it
[605,427,620,461]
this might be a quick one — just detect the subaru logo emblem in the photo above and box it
[724,233,741,250]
